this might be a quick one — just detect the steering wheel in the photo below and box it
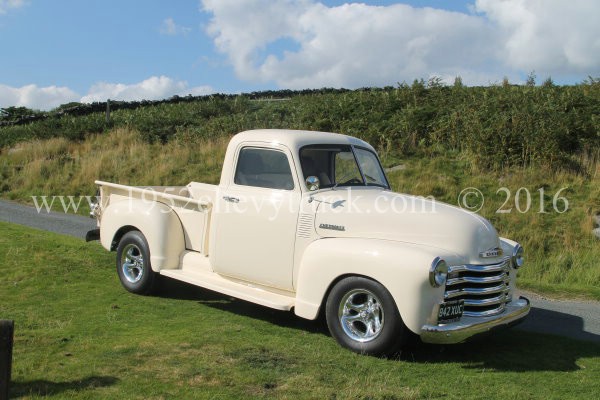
[341,178,362,185]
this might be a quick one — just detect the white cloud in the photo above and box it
[202,0,600,87]
[475,0,600,74]
[0,0,26,15]
[0,77,213,110]
[160,17,192,36]
[202,0,312,81]
[0,83,79,110]
[80,76,213,103]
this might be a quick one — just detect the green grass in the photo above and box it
[1,222,600,399]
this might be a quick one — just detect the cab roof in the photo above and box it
[229,129,375,153]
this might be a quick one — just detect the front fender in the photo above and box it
[100,199,185,271]
[294,238,449,334]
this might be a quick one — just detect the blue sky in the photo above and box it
[0,0,598,110]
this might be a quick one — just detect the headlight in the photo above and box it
[512,244,524,269]
[429,257,448,287]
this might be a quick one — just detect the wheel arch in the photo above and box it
[313,273,384,320]
[110,225,139,251]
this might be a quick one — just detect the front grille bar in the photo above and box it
[445,282,508,299]
[448,260,509,274]
[463,292,509,307]
[463,303,507,317]
[446,274,507,286]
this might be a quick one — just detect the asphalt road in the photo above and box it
[1,198,598,343]
[0,199,96,239]
[516,291,600,343]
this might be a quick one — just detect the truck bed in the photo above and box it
[96,180,215,254]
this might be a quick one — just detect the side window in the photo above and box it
[234,147,294,190]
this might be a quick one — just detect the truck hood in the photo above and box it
[312,188,501,264]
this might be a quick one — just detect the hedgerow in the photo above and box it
[1,80,598,171]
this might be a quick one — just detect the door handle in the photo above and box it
[223,196,239,203]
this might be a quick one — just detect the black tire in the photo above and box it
[116,231,158,295]
[325,276,405,356]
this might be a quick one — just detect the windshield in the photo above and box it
[354,147,389,187]
[299,144,389,189]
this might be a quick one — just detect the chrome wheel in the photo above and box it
[116,231,158,295]
[338,289,385,342]
[121,243,144,284]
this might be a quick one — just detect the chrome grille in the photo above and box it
[445,257,511,317]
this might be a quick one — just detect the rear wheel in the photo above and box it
[325,276,405,356]
[116,231,158,295]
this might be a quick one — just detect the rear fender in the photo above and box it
[100,199,185,271]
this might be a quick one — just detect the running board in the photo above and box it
[160,253,295,311]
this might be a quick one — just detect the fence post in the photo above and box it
[0,320,14,400]
[106,99,111,123]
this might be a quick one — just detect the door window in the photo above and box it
[234,147,294,190]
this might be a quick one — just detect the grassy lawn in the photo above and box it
[1,221,599,399]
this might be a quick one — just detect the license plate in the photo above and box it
[438,300,464,323]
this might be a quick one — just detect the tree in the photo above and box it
[526,71,536,86]
[542,77,554,87]
[427,76,444,88]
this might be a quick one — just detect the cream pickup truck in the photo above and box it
[88,129,529,355]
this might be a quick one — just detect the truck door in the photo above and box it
[213,144,301,291]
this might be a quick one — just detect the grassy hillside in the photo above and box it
[2,82,599,172]
[1,128,598,299]
[2,222,599,399]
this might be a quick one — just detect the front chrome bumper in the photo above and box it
[420,296,530,344]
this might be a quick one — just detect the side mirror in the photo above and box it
[306,176,320,191]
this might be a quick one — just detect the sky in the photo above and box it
[0,0,598,110]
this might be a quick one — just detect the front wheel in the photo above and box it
[325,277,405,356]
[116,231,158,295]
